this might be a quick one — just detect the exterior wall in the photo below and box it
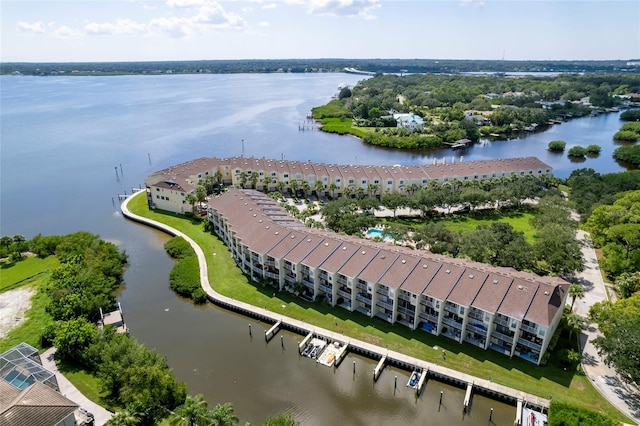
[149,186,188,213]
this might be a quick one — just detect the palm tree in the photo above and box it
[210,402,238,426]
[261,176,272,192]
[367,183,379,198]
[566,312,586,343]
[250,171,259,189]
[276,180,285,195]
[290,180,299,197]
[343,187,352,199]
[214,169,223,192]
[328,183,338,198]
[106,409,140,426]
[314,180,324,197]
[239,171,248,188]
[168,394,210,426]
[355,186,365,199]
[568,283,585,312]
[184,193,197,213]
[300,180,311,198]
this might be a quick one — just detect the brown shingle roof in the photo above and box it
[0,381,78,426]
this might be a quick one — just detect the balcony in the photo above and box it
[444,304,458,314]
[337,288,351,299]
[356,293,372,304]
[301,278,314,288]
[264,259,276,267]
[356,282,368,291]
[517,338,542,352]
[318,270,328,280]
[491,329,515,344]
[419,298,434,308]
[318,283,333,294]
[336,276,348,285]
[284,274,297,284]
[493,316,510,328]
[376,287,389,297]
[397,305,415,316]
[468,310,484,321]
[418,311,438,323]
[397,292,412,302]
[251,264,263,274]
[466,323,488,335]
[251,254,260,263]
[376,298,394,311]
[264,270,279,280]
[442,317,462,330]
[520,323,537,334]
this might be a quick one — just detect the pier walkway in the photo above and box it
[121,194,550,413]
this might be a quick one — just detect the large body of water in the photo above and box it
[0,73,632,425]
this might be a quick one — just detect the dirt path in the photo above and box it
[0,287,35,339]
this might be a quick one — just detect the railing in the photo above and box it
[466,323,488,335]
[444,304,458,314]
[264,271,279,280]
[251,264,263,274]
[418,311,438,323]
[264,259,276,267]
[468,310,484,321]
[397,305,415,316]
[493,316,510,327]
[376,288,389,297]
[356,282,368,291]
[517,338,542,352]
[397,292,412,302]
[442,317,462,330]
[251,254,260,263]
[301,278,314,287]
[376,298,394,310]
[336,276,348,285]
[337,289,351,299]
[356,293,372,304]
[491,329,515,344]
[284,274,297,284]
[520,323,537,334]
[318,283,333,294]
[318,270,328,280]
[419,298,434,308]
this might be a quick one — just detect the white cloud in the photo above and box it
[258,21,270,27]
[166,0,206,8]
[262,3,277,10]
[53,25,79,37]
[304,0,381,18]
[17,21,46,34]
[460,0,485,8]
[85,18,148,36]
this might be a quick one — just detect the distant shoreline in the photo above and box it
[2,58,637,77]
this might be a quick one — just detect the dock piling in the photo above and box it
[281,335,284,349]
[249,324,252,337]
[489,408,493,421]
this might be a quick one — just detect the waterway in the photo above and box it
[0,73,633,424]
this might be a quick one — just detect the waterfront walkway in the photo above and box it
[41,347,114,426]
[574,230,640,424]
[120,194,549,414]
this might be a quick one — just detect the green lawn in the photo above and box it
[0,255,59,292]
[439,210,538,244]
[58,360,118,412]
[127,191,632,423]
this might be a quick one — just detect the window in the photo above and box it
[374,180,379,184]
[283,174,289,178]
[349,179,354,184]
[166,197,169,201]
[539,326,546,337]
[156,188,160,191]
[156,195,160,199]
[460,307,465,315]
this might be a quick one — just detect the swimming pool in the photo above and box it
[366,228,384,238]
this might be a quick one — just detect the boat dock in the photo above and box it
[463,381,473,412]
[373,355,386,382]
[265,319,281,342]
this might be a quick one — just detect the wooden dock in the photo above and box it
[265,320,281,342]
[373,355,387,382]
[463,381,473,412]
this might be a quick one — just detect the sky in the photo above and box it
[1,0,639,63]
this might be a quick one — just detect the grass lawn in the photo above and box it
[58,360,118,412]
[127,192,631,424]
[439,209,538,244]
[0,255,59,292]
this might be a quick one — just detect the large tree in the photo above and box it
[589,292,640,386]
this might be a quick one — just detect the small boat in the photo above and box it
[407,371,421,388]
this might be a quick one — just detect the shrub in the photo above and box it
[165,238,206,304]
[164,236,192,259]
[548,401,617,426]
[614,130,639,141]
[586,144,602,154]
[614,145,640,165]
[620,109,640,121]
[548,140,566,151]
[568,146,587,158]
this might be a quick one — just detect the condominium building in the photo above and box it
[207,189,568,365]
[145,156,552,214]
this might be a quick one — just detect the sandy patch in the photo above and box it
[0,287,35,339]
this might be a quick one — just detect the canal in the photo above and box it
[1,73,633,424]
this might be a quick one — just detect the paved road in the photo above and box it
[574,230,640,425]
[41,347,113,426]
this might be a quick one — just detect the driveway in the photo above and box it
[41,347,113,426]
[574,230,640,424]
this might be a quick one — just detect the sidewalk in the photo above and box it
[41,347,113,426]
[574,230,640,424]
